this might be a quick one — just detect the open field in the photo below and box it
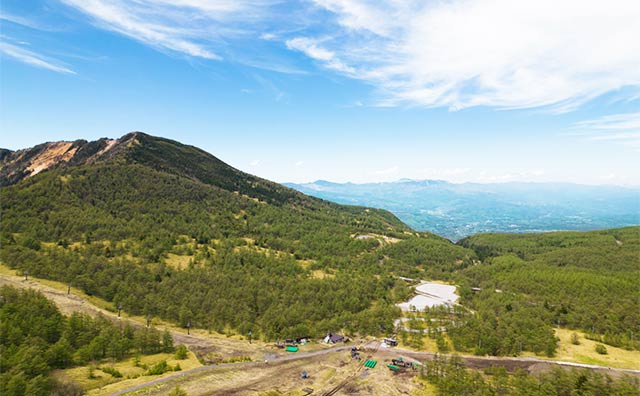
[115,346,429,396]
[52,351,202,395]
[522,328,640,370]
[111,344,640,396]
[2,264,639,395]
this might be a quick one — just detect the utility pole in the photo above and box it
[519,340,522,355]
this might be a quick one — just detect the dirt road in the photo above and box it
[2,272,639,396]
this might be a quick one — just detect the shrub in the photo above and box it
[50,379,84,396]
[87,365,97,379]
[570,333,580,345]
[595,344,608,355]
[146,360,171,376]
[169,386,188,396]
[101,366,123,378]
[175,344,188,360]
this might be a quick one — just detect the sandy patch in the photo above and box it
[397,282,459,312]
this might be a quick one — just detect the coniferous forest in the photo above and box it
[0,286,174,396]
[1,133,639,394]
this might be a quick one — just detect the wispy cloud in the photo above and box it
[285,37,355,74]
[58,0,282,61]
[572,112,640,149]
[0,41,76,74]
[289,0,640,111]
[10,0,639,112]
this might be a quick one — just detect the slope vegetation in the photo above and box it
[0,133,469,340]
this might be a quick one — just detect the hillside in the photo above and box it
[286,179,640,240]
[0,132,472,339]
[451,227,640,355]
[1,133,637,361]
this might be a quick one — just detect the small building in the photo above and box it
[384,338,398,347]
[324,333,345,344]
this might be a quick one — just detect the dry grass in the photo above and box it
[60,351,202,396]
[550,328,640,370]
[310,269,335,279]
[518,328,640,370]
[411,376,438,396]
[164,253,193,270]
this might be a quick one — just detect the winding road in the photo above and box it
[1,271,638,396]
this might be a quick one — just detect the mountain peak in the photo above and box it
[0,132,314,207]
[0,131,172,185]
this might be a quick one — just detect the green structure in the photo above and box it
[363,360,377,368]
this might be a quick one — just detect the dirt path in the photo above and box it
[112,346,352,395]
[0,272,215,350]
[3,272,639,395]
[389,346,640,378]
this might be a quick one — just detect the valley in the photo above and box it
[1,133,639,395]
[286,180,640,240]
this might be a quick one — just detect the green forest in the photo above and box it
[0,286,175,396]
[456,228,640,353]
[1,133,638,361]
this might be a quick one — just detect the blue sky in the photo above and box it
[1,0,639,185]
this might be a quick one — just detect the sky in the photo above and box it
[1,0,639,186]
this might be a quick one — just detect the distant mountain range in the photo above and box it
[285,179,640,240]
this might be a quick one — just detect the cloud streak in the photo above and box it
[58,0,282,61]
[14,0,640,113]
[291,0,640,111]
[572,112,640,148]
[0,41,76,74]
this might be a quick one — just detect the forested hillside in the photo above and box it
[1,133,637,359]
[0,286,175,396]
[454,228,640,354]
[0,133,470,339]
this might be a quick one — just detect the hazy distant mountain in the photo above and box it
[285,179,640,240]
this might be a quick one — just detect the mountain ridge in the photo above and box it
[286,179,640,240]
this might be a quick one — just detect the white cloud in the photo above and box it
[285,37,355,74]
[58,0,279,60]
[249,159,260,166]
[0,41,76,74]
[572,112,640,149]
[296,0,640,110]
[574,112,640,131]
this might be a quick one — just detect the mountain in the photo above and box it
[1,132,637,357]
[0,132,472,338]
[285,179,640,240]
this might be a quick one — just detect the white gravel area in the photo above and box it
[397,282,458,312]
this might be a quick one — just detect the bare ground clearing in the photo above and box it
[2,269,639,396]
